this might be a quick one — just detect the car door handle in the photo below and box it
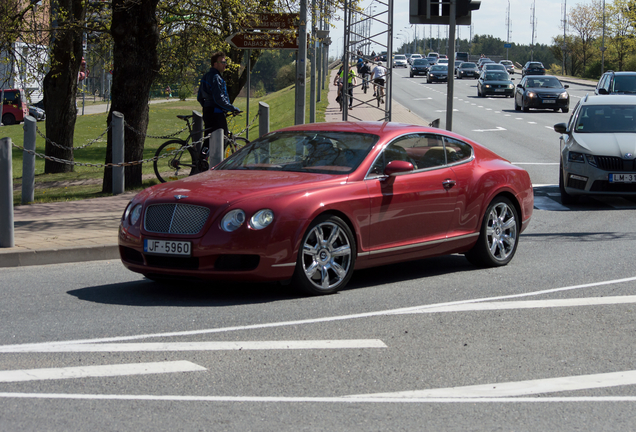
[442,179,456,189]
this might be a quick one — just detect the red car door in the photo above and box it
[364,134,459,257]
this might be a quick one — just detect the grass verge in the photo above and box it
[5,74,331,206]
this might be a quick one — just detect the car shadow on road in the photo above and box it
[67,255,476,307]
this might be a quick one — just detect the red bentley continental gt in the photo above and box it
[119,122,533,295]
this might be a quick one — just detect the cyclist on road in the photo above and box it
[372,61,387,103]
[197,52,240,149]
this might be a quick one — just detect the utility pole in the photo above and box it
[295,0,307,125]
[530,0,537,61]
[562,0,567,76]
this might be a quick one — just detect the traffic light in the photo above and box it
[410,0,480,25]
[457,0,481,17]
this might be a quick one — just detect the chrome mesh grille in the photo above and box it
[144,204,210,234]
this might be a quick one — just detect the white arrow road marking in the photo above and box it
[348,370,636,399]
[0,361,206,383]
[472,126,507,132]
[389,295,636,315]
[1,277,635,352]
[2,393,636,403]
[0,340,388,353]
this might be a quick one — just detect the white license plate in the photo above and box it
[542,100,556,104]
[144,239,191,256]
[609,173,636,183]
[495,89,505,92]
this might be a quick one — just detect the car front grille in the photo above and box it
[538,93,557,99]
[144,203,210,235]
[592,156,636,172]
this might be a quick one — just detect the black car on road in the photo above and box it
[477,71,515,97]
[426,65,448,83]
[410,59,430,77]
[456,62,479,79]
[522,61,546,77]
[514,75,570,113]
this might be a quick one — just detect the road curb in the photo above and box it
[0,244,120,268]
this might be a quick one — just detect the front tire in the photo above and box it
[153,139,195,183]
[2,113,16,125]
[292,215,356,295]
[559,162,578,205]
[465,197,519,267]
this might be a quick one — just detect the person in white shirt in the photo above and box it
[372,62,387,103]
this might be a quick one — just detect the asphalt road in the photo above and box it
[2,74,636,431]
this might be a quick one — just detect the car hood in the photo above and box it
[137,170,348,207]
[483,80,513,85]
[526,87,566,94]
[573,133,636,156]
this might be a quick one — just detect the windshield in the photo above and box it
[460,63,477,68]
[525,77,563,88]
[413,59,429,65]
[395,55,406,60]
[485,72,510,81]
[612,75,636,94]
[216,131,379,174]
[430,65,447,71]
[575,105,636,133]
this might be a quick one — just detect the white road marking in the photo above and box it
[2,392,636,403]
[472,127,507,132]
[546,125,555,129]
[533,196,569,211]
[413,97,432,100]
[528,121,537,124]
[396,295,636,314]
[2,276,636,351]
[350,370,636,399]
[0,361,205,383]
[0,340,388,354]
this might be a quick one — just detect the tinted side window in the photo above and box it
[443,137,473,164]
[2,90,17,105]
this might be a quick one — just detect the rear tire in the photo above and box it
[562,107,569,113]
[153,139,195,183]
[2,113,16,125]
[292,215,356,295]
[465,196,519,267]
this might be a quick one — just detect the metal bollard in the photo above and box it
[112,111,124,195]
[0,137,15,247]
[209,129,223,167]
[192,110,203,155]
[259,102,270,138]
[22,116,36,204]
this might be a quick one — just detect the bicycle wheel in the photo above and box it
[223,136,250,159]
[153,139,196,183]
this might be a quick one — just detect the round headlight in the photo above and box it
[249,209,274,230]
[221,209,246,232]
[123,201,133,221]
[130,204,143,225]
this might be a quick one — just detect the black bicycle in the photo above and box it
[153,113,249,183]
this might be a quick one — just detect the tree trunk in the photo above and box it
[102,0,160,193]
[42,0,86,174]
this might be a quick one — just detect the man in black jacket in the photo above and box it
[197,52,240,142]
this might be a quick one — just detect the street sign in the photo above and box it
[226,32,298,50]
[504,43,512,48]
[240,13,299,30]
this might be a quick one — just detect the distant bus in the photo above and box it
[1,88,28,125]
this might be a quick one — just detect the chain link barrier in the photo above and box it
[11,134,210,168]
[16,111,258,169]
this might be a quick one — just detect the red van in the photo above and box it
[1,89,29,125]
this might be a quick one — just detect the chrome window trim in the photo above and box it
[357,232,480,257]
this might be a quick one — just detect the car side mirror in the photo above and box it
[511,77,515,80]
[597,88,609,95]
[517,84,523,88]
[553,123,569,134]
[564,84,569,89]
[384,160,414,176]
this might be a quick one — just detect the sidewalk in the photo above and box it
[0,70,432,268]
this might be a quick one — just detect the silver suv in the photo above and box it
[553,94,636,204]
[595,71,636,95]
